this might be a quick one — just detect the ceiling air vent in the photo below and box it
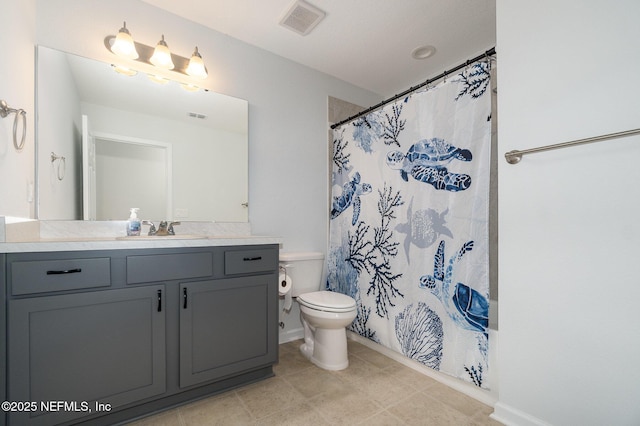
[279,0,326,36]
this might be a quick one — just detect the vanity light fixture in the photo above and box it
[105,22,208,86]
[149,35,175,70]
[186,47,208,79]
[110,22,139,60]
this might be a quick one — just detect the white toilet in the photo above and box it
[280,251,357,370]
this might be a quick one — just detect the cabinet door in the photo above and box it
[8,285,166,426]
[180,275,277,388]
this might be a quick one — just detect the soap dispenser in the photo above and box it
[126,208,141,236]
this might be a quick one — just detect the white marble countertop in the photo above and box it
[0,218,282,253]
[0,235,283,253]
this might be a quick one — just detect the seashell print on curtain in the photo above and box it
[328,61,492,388]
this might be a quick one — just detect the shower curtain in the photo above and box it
[328,61,492,388]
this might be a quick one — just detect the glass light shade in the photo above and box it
[111,22,139,60]
[150,35,174,70]
[186,47,208,79]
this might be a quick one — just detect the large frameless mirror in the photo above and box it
[35,45,248,222]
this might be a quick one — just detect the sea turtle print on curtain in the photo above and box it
[327,61,492,388]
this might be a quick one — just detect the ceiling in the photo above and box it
[140,0,496,97]
[62,49,248,134]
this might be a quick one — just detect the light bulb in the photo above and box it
[186,47,208,79]
[150,35,175,70]
[110,22,139,60]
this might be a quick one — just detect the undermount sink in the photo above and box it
[116,234,208,240]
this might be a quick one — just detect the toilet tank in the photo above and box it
[279,251,324,297]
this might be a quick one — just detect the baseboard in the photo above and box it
[346,331,498,407]
[278,327,303,344]
[491,402,551,426]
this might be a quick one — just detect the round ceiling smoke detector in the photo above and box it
[411,45,437,60]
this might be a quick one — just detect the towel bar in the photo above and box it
[505,127,640,164]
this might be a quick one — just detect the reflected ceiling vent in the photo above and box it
[188,112,206,119]
[279,0,326,36]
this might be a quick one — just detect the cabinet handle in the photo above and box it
[157,290,162,312]
[243,256,262,261]
[183,287,188,309]
[46,268,82,275]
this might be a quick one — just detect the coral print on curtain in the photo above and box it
[328,61,492,388]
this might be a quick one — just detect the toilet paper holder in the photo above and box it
[278,264,293,328]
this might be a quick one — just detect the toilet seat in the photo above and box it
[297,291,356,313]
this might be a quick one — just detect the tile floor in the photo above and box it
[129,339,502,425]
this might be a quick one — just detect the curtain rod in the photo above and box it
[330,47,496,130]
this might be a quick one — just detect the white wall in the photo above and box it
[37,45,83,219]
[0,0,36,218]
[33,0,382,254]
[94,139,168,221]
[495,1,640,425]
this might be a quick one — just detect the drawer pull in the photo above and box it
[46,268,82,275]
[243,256,262,261]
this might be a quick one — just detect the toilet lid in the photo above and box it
[297,291,356,312]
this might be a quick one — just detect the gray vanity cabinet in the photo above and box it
[7,285,166,426]
[3,244,279,426]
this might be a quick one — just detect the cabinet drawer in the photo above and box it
[224,248,278,275]
[127,252,213,284]
[10,258,111,295]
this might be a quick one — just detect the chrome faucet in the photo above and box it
[142,220,156,236]
[167,221,181,235]
[142,220,181,236]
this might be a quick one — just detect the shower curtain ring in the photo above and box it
[464,59,472,75]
